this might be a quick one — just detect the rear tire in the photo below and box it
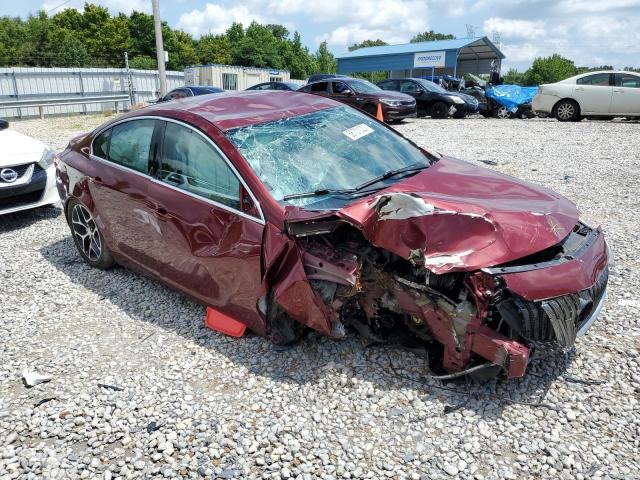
[554,99,580,122]
[66,199,115,270]
[430,102,449,119]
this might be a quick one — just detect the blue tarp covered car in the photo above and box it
[485,85,539,113]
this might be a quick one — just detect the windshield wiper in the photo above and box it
[283,188,356,201]
[352,163,428,192]
[282,163,429,201]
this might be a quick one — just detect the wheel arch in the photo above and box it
[552,97,582,116]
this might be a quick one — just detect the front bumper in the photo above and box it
[382,104,417,121]
[0,163,59,215]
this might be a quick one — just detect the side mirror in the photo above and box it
[341,89,352,96]
[0,119,8,130]
[414,88,424,94]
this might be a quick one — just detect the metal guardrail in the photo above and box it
[0,94,130,119]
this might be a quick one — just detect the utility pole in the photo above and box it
[152,0,167,97]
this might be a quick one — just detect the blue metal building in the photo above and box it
[336,37,505,78]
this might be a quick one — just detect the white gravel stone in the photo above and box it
[0,114,638,479]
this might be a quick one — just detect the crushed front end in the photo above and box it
[272,202,610,380]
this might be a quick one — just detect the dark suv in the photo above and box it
[378,78,479,118]
[299,77,416,121]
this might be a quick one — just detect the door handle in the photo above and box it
[613,89,624,93]
[156,207,171,219]
[94,176,103,185]
[575,87,584,91]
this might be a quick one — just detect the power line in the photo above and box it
[47,0,71,14]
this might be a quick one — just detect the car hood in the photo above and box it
[0,129,47,167]
[370,90,415,101]
[443,92,476,104]
[287,157,579,274]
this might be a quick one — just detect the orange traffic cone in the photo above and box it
[375,102,384,122]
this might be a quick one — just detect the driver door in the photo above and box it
[330,81,360,109]
[143,119,266,333]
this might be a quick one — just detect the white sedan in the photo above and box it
[0,119,59,215]
[532,71,640,121]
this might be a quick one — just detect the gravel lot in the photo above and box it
[1,113,639,480]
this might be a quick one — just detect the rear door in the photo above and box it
[300,81,330,98]
[611,73,640,114]
[144,119,266,331]
[573,73,613,114]
[89,118,161,267]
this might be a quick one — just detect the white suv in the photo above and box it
[532,71,640,121]
[0,119,59,215]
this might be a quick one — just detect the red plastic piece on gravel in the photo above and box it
[205,307,246,337]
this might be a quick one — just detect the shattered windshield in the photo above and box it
[226,106,431,206]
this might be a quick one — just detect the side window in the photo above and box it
[299,85,312,93]
[160,122,240,209]
[577,73,611,86]
[92,128,111,159]
[378,80,396,91]
[108,119,156,173]
[310,82,329,93]
[617,74,640,88]
[331,81,350,94]
[400,80,418,93]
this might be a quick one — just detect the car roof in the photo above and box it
[137,91,341,131]
[188,86,224,93]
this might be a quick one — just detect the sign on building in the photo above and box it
[413,51,446,68]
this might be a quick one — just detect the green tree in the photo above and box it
[523,54,577,85]
[196,34,233,65]
[502,68,526,85]
[234,22,283,68]
[348,39,387,51]
[315,41,336,73]
[410,30,455,43]
[128,55,157,70]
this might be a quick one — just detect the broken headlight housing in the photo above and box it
[38,148,57,170]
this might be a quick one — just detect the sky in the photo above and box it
[7,0,640,71]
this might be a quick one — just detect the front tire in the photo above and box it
[554,99,580,122]
[67,199,115,269]
[430,102,449,119]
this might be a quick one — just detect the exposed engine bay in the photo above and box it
[269,217,609,380]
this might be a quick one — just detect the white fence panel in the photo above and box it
[0,67,185,118]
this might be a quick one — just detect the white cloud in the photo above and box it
[556,0,640,13]
[483,17,545,39]
[177,4,265,36]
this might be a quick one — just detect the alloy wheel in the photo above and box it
[556,103,575,120]
[71,204,102,261]
[496,106,510,119]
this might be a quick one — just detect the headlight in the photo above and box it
[451,96,465,104]
[380,98,402,106]
[38,148,57,169]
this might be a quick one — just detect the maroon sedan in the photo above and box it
[56,91,610,380]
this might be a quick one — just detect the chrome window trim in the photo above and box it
[90,115,265,225]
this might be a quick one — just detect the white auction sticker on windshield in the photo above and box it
[343,123,374,141]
